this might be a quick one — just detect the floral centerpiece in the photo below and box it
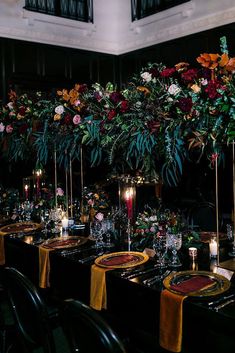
[1,37,235,186]
[81,186,110,221]
[131,207,184,250]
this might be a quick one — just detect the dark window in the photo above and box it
[24,0,93,23]
[131,0,190,21]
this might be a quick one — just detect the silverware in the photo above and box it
[121,264,160,279]
[143,269,171,286]
[207,293,235,307]
[214,298,235,312]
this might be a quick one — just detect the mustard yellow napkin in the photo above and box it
[0,233,7,265]
[159,289,187,353]
[90,264,112,311]
[38,246,54,288]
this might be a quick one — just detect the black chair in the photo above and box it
[0,267,60,353]
[60,299,127,353]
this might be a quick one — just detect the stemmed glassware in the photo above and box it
[153,235,168,268]
[101,219,114,248]
[166,232,182,267]
[90,220,105,248]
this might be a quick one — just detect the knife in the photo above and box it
[207,293,235,307]
[214,298,235,312]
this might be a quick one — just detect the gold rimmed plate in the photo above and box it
[95,251,149,269]
[41,236,87,249]
[163,270,231,297]
[0,222,42,235]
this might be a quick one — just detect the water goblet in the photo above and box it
[153,235,167,268]
[101,219,115,248]
[166,232,182,267]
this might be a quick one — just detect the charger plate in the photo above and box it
[95,251,149,269]
[163,270,231,297]
[0,222,42,235]
[41,236,87,249]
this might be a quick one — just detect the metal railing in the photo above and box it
[131,0,190,21]
[24,0,93,23]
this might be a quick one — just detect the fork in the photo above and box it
[143,269,171,286]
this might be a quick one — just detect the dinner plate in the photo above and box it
[163,270,231,297]
[0,222,42,235]
[41,236,87,249]
[95,251,149,269]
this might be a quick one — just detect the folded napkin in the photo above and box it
[90,264,112,311]
[170,275,215,294]
[38,246,54,288]
[159,275,215,352]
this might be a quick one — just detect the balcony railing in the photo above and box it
[131,0,190,21]
[24,0,93,23]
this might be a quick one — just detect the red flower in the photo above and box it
[107,109,116,120]
[181,68,198,83]
[64,113,72,125]
[204,80,222,99]
[177,97,193,112]
[120,100,128,112]
[18,106,26,116]
[160,67,176,78]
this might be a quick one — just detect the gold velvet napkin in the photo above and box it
[160,275,215,352]
[90,264,112,311]
[38,246,54,288]
[159,289,186,352]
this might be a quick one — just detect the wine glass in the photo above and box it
[166,232,182,267]
[102,219,115,248]
[153,235,168,268]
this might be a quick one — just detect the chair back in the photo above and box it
[1,267,56,353]
[60,299,127,353]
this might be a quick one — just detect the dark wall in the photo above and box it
[118,22,235,87]
[0,37,119,101]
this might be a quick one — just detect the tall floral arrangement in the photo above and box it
[0,37,235,186]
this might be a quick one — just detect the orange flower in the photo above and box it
[57,89,70,101]
[196,53,220,69]
[54,114,61,121]
[225,57,235,72]
[175,62,189,72]
[137,86,150,95]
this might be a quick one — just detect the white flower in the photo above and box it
[7,102,14,110]
[149,215,157,221]
[0,123,5,132]
[168,84,181,96]
[141,72,152,83]
[55,105,64,115]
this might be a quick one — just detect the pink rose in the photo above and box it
[56,187,64,196]
[150,226,155,232]
[73,114,82,125]
[6,124,13,133]
[88,199,94,206]
[95,212,104,222]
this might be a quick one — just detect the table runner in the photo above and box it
[38,246,54,288]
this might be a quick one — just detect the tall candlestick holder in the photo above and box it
[23,177,31,201]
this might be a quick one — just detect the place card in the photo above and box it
[143,248,156,258]
[216,267,234,281]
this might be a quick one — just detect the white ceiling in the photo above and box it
[1,0,235,54]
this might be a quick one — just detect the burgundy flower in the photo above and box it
[107,109,116,120]
[147,120,160,133]
[177,97,193,112]
[78,84,87,93]
[64,113,72,125]
[99,120,106,134]
[120,100,128,112]
[109,92,124,104]
[160,67,176,78]
[18,106,26,116]
[181,68,198,83]
[19,123,28,134]
[204,80,222,99]
[149,67,159,78]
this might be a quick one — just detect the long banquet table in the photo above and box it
[2,230,235,353]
